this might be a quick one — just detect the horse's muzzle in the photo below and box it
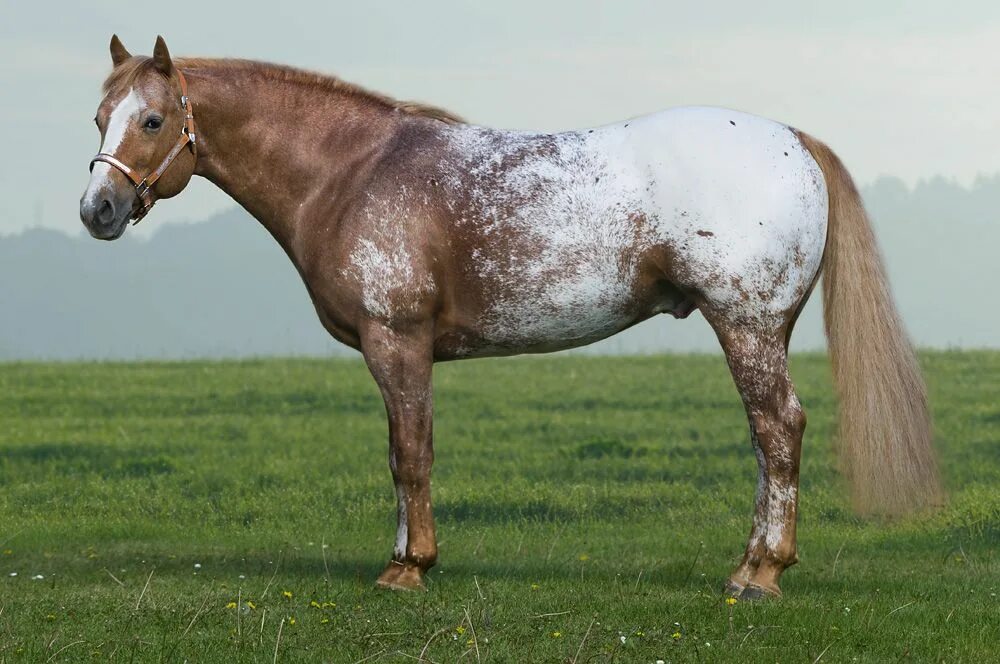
[80,193,129,241]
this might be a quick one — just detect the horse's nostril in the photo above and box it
[97,199,115,225]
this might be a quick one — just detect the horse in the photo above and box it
[80,35,940,599]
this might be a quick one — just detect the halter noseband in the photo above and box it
[89,70,197,224]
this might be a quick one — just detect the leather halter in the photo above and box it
[89,70,197,224]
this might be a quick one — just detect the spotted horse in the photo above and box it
[80,36,941,599]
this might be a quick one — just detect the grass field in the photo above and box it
[0,352,998,662]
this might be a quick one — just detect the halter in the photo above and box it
[89,70,197,224]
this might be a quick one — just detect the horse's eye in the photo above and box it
[144,117,163,131]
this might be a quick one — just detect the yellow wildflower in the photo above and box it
[320,618,330,624]
[246,601,256,610]
[578,554,589,561]
[725,597,738,606]
[672,632,681,640]
[288,617,296,626]
[310,600,321,609]
[282,590,293,600]
[551,631,562,638]
[455,625,466,635]
[225,602,237,609]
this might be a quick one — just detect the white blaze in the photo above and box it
[84,88,145,200]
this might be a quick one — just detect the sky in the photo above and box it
[3,1,1000,237]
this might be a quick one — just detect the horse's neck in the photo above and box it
[185,67,401,247]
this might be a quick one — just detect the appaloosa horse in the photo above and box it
[80,36,940,599]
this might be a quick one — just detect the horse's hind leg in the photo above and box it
[711,322,805,599]
[360,321,437,591]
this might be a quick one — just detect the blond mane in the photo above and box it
[102,57,464,125]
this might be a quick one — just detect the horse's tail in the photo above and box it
[797,131,941,515]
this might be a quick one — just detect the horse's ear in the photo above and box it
[110,34,131,67]
[152,35,174,75]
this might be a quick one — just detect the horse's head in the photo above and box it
[80,35,197,240]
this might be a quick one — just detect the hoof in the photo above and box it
[375,562,427,592]
[722,579,745,597]
[739,583,781,601]
[375,561,405,587]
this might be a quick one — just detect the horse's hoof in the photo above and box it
[722,579,745,597]
[374,563,427,592]
[739,583,781,601]
[375,561,405,588]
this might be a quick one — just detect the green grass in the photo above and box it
[0,352,998,662]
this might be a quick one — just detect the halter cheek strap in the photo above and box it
[89,70,197,224]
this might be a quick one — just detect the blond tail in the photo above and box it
[797,131,941,515]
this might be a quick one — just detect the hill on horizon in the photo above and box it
[1,174,996,360]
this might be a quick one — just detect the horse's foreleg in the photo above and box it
[715,326,805,600]
[360,322,436,591]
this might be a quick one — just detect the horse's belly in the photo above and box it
[480,281,640,354]
[438,251,679,359]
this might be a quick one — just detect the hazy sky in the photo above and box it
[3,1,1000,236]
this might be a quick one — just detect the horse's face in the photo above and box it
[80,36,195,240]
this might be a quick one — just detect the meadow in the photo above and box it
[0,352,997,662]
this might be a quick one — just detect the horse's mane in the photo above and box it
[102,57,464,125]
